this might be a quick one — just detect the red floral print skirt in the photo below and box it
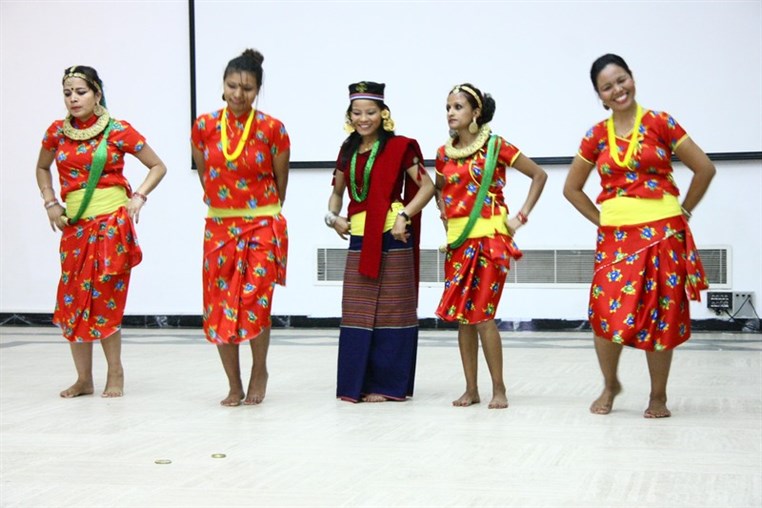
[589,215,708,351]
[202,214,288,344]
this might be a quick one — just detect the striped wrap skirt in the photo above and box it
[336,232,418,402]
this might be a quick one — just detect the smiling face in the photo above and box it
[446,91,479,133]
[62,77,101,120]
[348,99,383,138]
[223,70,259,116]
[595,63,636,112]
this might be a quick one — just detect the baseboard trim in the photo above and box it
[0,313,757,332]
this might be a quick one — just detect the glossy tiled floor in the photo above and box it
[1,327,760,507]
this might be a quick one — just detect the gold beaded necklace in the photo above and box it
[62,112,110,141]
[444,123,491,159]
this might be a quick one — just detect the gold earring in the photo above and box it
[381,110,395,132]
[468,118,479,134]
[344,116,355,134]
[93,104,106,116]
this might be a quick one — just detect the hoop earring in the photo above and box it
[93,104,106,117]
[468,118,479,134]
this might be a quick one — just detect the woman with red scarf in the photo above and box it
[192,49,290,407]
[327,81,435,403]
[564,54,715,418]
[35,65,167,398]
[435,83,547,409]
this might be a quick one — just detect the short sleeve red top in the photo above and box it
[192,109,290,208]
[578,109,688,204]
[41,116,146,201]
[435,136,521,219]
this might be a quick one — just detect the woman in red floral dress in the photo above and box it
[35,65,167,398]
[564,54,715,418]
[435,83,547,409]
[191,49,290,406]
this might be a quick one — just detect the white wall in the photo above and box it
[192,0,762,159]
[1,1,760,322]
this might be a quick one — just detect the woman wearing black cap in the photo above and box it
[326,81,435,403]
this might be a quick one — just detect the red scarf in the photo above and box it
[357,136,423,288]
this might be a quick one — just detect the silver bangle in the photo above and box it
[324,211,338,227]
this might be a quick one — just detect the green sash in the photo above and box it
[449,134,501,249]
[68,119,114,224]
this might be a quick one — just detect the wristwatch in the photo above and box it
[397,210,410,221]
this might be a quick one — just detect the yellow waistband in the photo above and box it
[207,202,282,218]
[350,202,405,236]
[600,195,681,226]
[446,207,509,243]
[65,187,128,219]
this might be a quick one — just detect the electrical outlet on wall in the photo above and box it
[731,292,757,319]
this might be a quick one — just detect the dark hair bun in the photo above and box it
[242,49,264,66]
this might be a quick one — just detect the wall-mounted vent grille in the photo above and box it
[316,247,729,285]
[698,248,728,285]
[316,248,347,281]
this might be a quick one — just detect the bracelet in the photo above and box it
[39,186,53,198]
[324,211,338,227]
[132,192,148,202]
[516,211,528,224]
[44,200,60,210]
[397,210,410,222]
[680,205,692,219]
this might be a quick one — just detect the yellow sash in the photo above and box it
[350,202,405,236]
[65,187,128,219]
[600,195,681,226]
[446,206,509,244]
[207,203,282,218]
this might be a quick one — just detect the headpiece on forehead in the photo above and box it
[62,66,102,95]
[349,81,385,102]
[451,84,482,110]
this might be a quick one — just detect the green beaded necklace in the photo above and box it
[349,140,380,202]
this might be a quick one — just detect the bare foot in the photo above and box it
[220,390,245,407]
[102,368,124,398]
[452,390,480,407]
[644,397,671,418]
[243,370,268,405]
[590,383,622,415]
[361,394,388,403]
[60,380,94,398]
[488,388,508,409]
